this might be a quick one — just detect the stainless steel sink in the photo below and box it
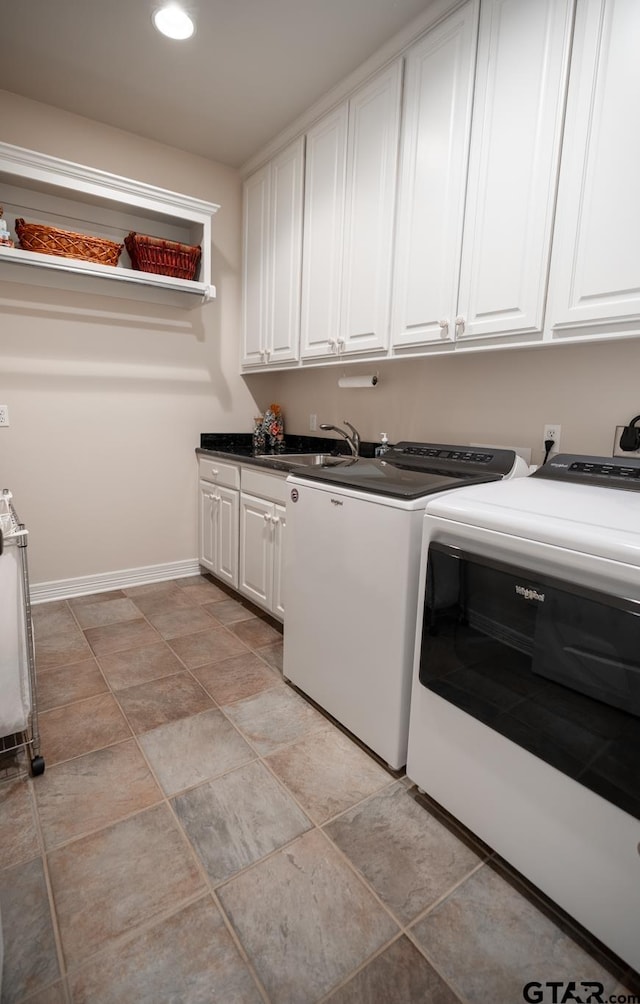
[273,453,349,466]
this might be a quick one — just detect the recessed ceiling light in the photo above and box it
[152,4,195,40]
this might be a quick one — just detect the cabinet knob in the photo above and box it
[455,315,466,336]
[438,319,449,336]
[271,515,280,525]
[210,468,218,476]
[263,512,272,523]
[328,338,337,352]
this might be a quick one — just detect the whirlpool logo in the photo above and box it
[515,584,545,603]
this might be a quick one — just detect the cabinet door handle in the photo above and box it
[207,492,216,501]
[265,348,271,361]
[438,319,449,336]
[328,338,337,352]
[263,512,272,523]
[209,468,218,476]
[455,315,465,336]
[271,515,280,525]
[337,338,345,354]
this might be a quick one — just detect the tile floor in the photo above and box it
[0,573,638,1003]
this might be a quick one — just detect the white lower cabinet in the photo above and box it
[547,0,640,339]
[198,482,239,588]
[197,457,240,588]
[239,468,288,621]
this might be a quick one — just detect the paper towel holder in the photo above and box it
[337,372,378,388]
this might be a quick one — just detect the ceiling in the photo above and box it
[0,0,434,169]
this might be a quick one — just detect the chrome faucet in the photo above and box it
[320,420,360,458]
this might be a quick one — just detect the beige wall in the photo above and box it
[247,336,640,465]
[0,90,256,586]
[3,90,640,590]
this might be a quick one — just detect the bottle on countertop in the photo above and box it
[375,433,390,457]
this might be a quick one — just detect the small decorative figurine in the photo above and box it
[0,207,15,247]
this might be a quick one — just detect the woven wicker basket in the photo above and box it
[15,218,123,266]
[125,232,201,281]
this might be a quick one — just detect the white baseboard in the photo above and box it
[30,558,202,604]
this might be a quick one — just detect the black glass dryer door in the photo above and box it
[418,543,640,820]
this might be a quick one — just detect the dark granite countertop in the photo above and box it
[197,432,376,473]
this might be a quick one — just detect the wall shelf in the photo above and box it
[0,142,219,309]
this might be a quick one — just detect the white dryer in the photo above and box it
[407,453,640,971]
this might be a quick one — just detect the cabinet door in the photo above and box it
[268,138,304,365]
[340,61,403,355]
[272,504,286,621]
[456,0,574,342]
[239,494,273,609]
[242,165,270,365]
[215,486,239,588]
[391,3,479,349]
[198,481,217,573]
[300,105,349,359]
[548,0,640,335]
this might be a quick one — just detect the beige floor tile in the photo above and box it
[48,803,205,969]
[218,828,398,1003]
[176,579,230,604]
[192,651,280,705]
[173,761,311,885]
[0,779,40,871]
[84,618,160,655]
[326,936,462,1003]
[37,657,108,712]
[257,640,283,673]
[265,726,392,824]
[97,641,184,691]
[223,685,326,754]
[32,602,77,638]
[0,858,60,1000]
[35,627,93,671]
[39,693,132,765]
[127,588,192,618]
[146,605,219,639]
[68,896,262,1004]
[229,616,283,649]
[123,580,180,599]
[324,783,484,924]
[201,597,255,624]
[139,709,255,795]
[72,597,142,629]
[35,740,162,849]
[168,626,249,669]
[115,672,214,734]
[410,864,622,1004]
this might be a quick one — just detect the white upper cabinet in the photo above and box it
[392,0,574,352]
[0,143,219,309]
[547,0,640,338]
[242,137,304,367]
[300,61,403,360]
[299,107,348,359]
[456,0,573,343]
[391,1,479,348]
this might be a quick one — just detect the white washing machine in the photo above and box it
[406,453,640,971]
[283,441,527,769]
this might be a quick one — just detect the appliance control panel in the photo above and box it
[390,442,516,475]
[534,454,640,489]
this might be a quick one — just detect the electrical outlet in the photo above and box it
[543,423,561,455]
[613,425,640,457]
[0,405,9,427]
[309,414,317,432]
